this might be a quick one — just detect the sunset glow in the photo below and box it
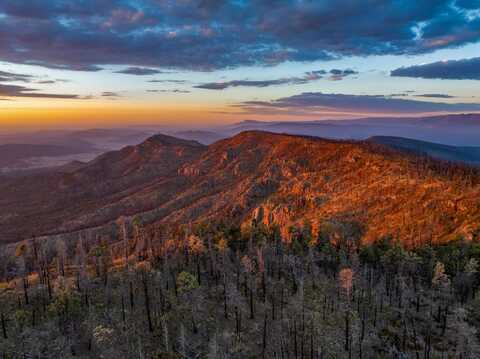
[0,0,479,130]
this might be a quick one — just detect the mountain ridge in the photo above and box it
[1,131,479,246]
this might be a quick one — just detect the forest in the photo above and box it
[1,218,480,358]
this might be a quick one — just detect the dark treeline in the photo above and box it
[1,218,480,358]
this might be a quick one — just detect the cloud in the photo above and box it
[387,93,410,97]
[147,89,190,93]
[415,93,457,98]
[328,69,358,81]
[0,83,82,99]
[195,69,356,90]
[0,70,33,83]
[391,57,480,80]
[0,0,479,71]
[115,67,164,76]
[147,80,188,84]
[195,78,308,90]
[235,92,480,116]
[0,73,83,99]
[101,91,121,97]
[36,80,56,84]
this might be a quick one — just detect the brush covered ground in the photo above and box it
[1,222,480,358]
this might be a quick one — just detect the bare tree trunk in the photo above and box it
[142,272,154,332]
[262,313,268,359]
[1,313,7,339]
[121,296,126,324]
[344,311,350,352]
[23,276,29,305]
[250,288,255,320]
[235,306,241,337]
[130,281,135,309]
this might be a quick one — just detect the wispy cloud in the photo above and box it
[147,79,188,84]
[195,69,357,90]
[0,70,34,83]
[0,83,83,99]
[391,58,480,80]
[101,91,121,97]
[147,89,190,93]
[234,92,480,116]
[415,94,457,98]
[328,69,358,81]
[115,67,164,76]
[36,80,56,84]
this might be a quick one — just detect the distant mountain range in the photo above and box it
[173,130,224,145]
[1,131,479,247]
[368,136,480,166]
[1,114,479,173]
[0,144,92,170]
[0,128,156,173]
[215,113,480,146]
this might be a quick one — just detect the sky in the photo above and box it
[0,0,480,130]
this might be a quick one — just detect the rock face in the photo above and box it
[1,131,480,246]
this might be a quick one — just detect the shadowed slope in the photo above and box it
[0,134,206,242]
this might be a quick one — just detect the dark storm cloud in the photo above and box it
[115,67,165,76]
[236,92,480,115]
[195,69,356,90]
[0,0,479,71]
[391,57,480,80]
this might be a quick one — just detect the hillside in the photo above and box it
[1,131,479,245]
[0,134,206,242]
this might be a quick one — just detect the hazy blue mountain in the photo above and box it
[220,113,480,146]
[368,136,480,166]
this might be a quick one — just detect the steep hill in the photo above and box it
[1,131,479,246]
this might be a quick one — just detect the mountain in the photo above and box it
[222,113,480,146]
[173,130,224,145]
[67,128,154,150]
[0,134,206,243]
[1,131,479,245]
[369,136,480,166]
